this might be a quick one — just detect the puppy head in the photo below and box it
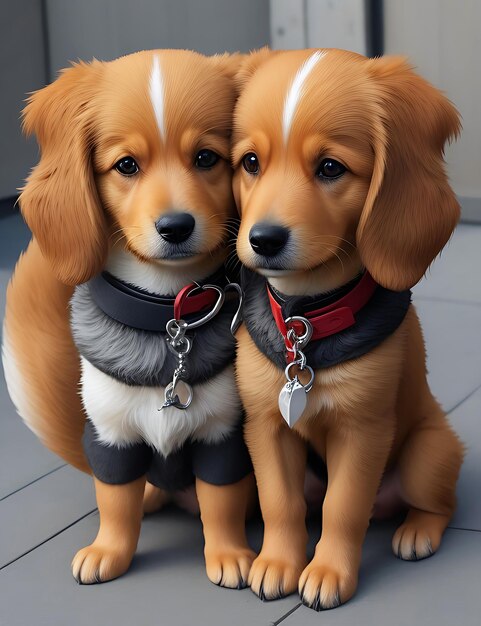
[21,50,241,285]
[233,49,460,291]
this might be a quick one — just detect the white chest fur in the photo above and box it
[80,357,241,457]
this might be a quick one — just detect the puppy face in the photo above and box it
[21,50,240,284]
[233,49,461,291]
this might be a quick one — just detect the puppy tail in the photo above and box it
[2,239,90,473]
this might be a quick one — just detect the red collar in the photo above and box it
[267,272,378,361]
[174,283,219,319]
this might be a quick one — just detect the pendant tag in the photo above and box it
[278,377,307,428]
[159,380,193,411]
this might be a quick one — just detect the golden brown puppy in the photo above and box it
[233,48,464,609]
[3,49,255,586]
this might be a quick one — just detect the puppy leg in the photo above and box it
[300,426,393,610]
[197,474,256,589]
[393,407,463,561]
[72,475,145,584]
[246,419,308,600]
[143,481,170,514]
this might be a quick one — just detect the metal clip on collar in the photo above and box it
[284,316,314,390]
[159,284,226,412]
[278,316,315,428]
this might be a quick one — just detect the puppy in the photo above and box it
[2,49,255,587]
[232,48,464,609]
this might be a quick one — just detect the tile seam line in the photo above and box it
[447,526,481,534]
[271,602,303,625]
[447,381,481,415]
[0,507,98,572]
[0,463,66,502]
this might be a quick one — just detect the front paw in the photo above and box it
[248,553,305,601]
[72,543,134,584]
[299,561,357,611]
[205,547,256,589]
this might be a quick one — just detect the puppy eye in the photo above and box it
[115,157,139,176]
[316,159,346,180]
[242,152,259,175]
[195,149,220,169]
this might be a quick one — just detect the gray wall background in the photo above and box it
[0,0,48,200]
[46,0,270,74]
[0,0,270,200]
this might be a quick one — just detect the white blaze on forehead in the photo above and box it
[149,55,166,140]
[282,50,326,144]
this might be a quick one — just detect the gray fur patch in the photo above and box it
[70,283,237,387]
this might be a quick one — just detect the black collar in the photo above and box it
[88,267,228,332]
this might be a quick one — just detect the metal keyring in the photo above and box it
[284,316,313,348]
[183,284,225,329]
[284,362,315,392]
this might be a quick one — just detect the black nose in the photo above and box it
[155,212,195,244]
[249,223,289,257]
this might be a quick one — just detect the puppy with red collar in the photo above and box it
[3,50,254,587]
[232,49,464,609]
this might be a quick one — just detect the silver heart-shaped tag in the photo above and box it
[278,377,307,428]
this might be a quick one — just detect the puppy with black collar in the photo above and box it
[3,49,254,587]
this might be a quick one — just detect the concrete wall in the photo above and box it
[270,0,368,54]
[384,0,481,219]
[0,1,48,199]
[46,0,270,76]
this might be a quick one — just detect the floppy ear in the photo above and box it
[20,61,108,285]
[357,56,461,291]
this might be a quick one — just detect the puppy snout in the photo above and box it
[249,223,289,257]
[155,212,195,244]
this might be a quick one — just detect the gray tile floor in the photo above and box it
[1,212,480,625]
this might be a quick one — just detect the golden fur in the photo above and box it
[233,49,464,609]
[4,49,254,586]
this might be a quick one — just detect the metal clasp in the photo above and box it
[158,284,225,412]
[285,316,313,350]
[282,315,315,392]
[224,282,244,336]
[178,284,225,330]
